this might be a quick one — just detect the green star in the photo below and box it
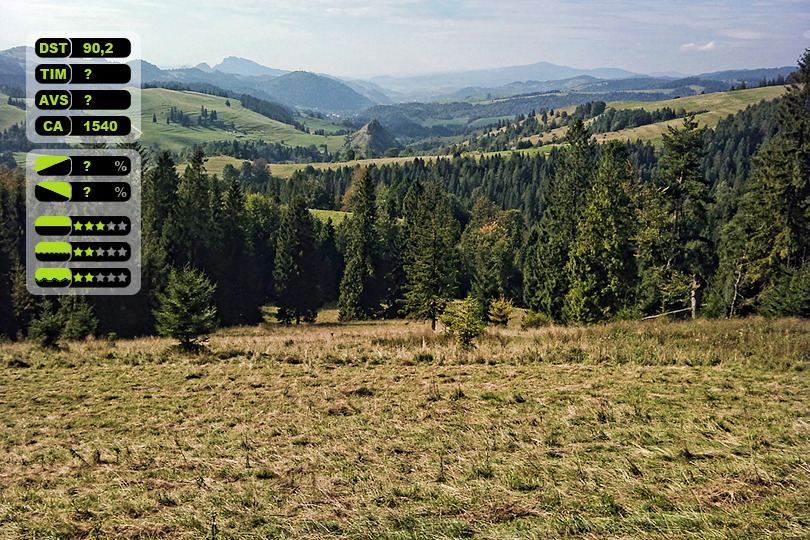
[84,273,94,282]
[74,222,84,231]
[84,247,94,257]
[73,247,83,257]
[73,273,84,282]
[95,222,105,231]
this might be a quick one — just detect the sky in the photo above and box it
[1,0,808,78]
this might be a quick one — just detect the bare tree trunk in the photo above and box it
[691,275,700,319]
[729,270,742,319]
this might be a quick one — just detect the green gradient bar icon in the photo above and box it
[35,268,72,288]
[35,215,73,236]
[35,181,71,202]
[35,155,71,175]
[35,241,71,262]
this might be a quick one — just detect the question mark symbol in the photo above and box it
[84,68,92,81]
[83,161,91,172]
[84,94,92,107]
[83,186,91,198]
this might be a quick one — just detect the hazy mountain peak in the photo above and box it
[213,56,287,78]
[349,119,400,157]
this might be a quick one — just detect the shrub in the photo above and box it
[521,310,553,329]
[488,297,514,326]
[27,302,63,349]
[27,297,98,348]
[442,297,487,349]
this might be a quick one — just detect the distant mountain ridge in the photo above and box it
[212,56,288,78]
[0,47,797,115]
[369,61,643,97]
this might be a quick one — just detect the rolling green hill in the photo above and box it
[249,86,788,179]
[529,85,787,147]
[140,88,346,152]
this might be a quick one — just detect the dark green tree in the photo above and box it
[217,176,262,325]
[636,115,712,317]
[461,196,523,310]
[523,119,595,318]
[338,168,383,320]
[711,50,810,317]
[273,197,323,323]
[153,265,218,350]
[402,179,459,329]
[563,142,638,323]
[245,193,281,303]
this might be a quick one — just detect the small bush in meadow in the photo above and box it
[521,310,553,329]
[488,297,514,326]
[441,297,487,349]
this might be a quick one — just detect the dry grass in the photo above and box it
[0,317,808,539]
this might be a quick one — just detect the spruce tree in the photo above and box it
[217,177,262,325]
[338,168,382,320]
[563,142,638,323]
[636,115,712,317]
[402,179,459,329]
[523,119,595,318]
[154,265,218,350]
[273,197,323,323]
[712,49,810,316]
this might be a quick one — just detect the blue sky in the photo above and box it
[2,0,807,77]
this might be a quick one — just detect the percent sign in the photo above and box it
[115,186,128,198]
[114,160,128,172]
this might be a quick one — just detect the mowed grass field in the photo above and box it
[1,317,809,539]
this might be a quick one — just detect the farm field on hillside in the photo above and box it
[0,317,808,539]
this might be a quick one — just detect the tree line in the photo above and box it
[0,52,807,342]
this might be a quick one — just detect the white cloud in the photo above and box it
[681,41,716,52]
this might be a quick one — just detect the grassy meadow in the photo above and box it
[1,316,809,539]
[0,90,26,132]
[140,89,346,153]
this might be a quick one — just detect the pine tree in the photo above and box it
[402,179,459,329]
[636,115,712,317]
[461,197,523,310]
[563,142,638,323]
[338,168,382,320]
[154,265,218,350]
[524,119,595,318]
[273,197,323,323]
[217,177,262,325]
[712,49,810,317]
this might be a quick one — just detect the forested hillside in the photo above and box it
[1,53,808,341]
